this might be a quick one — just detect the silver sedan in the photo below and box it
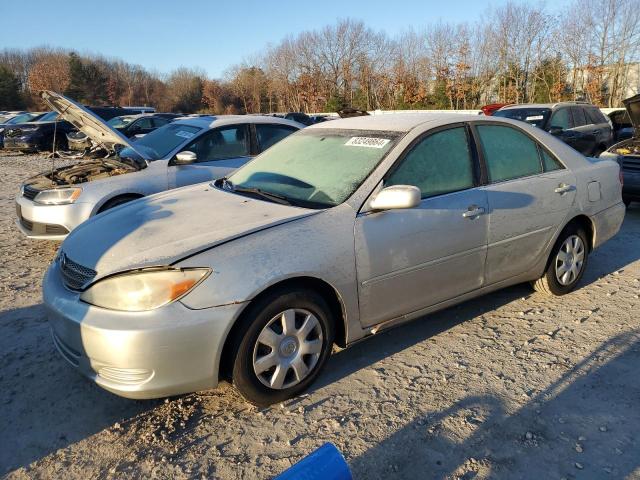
[43,113,626,405]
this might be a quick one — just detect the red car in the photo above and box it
[481,103,510,116]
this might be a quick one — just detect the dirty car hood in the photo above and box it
[623,93,640,135]
[61,184,318,279]
[40,90,146,157]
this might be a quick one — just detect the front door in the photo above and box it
[355,126,489,327]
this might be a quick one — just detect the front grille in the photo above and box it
[5,129,20,138]
[622,156,640,172]
[59,252,96,290]
[22,184,39,200]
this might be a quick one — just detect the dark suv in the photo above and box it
[493,102,612,156]
[3,106,152,153]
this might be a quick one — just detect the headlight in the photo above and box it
[79,268,211,311]
[34,188,82,205]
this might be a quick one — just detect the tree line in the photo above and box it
[1,0,639,114]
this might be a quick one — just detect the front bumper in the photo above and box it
[3,134,40,151]
[43,262,246,399]
[15,194,95,240]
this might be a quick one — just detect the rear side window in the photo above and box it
[386,127,474,198]
[586,107,607,125]
[152,117,169,128]
[256,124,298,152]
[541,149,564,172]
[571,107,588,127]
[550,108,572,130]
[476,125,542,183]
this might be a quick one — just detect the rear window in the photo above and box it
[493,108,551,128]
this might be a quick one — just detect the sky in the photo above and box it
[0,0,567,78]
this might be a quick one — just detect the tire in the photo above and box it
[98,195,140,213]
[230,288,335,406]
[532,225,589,296]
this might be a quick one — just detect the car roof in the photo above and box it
[171,115,304,129]
[307,113,484,132]
[500,102,597,110]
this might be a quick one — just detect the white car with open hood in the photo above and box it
[15,91,303,239]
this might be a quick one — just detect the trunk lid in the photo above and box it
[623,94,640,137]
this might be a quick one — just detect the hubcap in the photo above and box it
[555,235,585,286]
[252,308,323,390]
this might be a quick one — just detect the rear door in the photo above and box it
[474,123,577,285]
[570,106,598,155]
[354,125,489,327]
[170,124,252,188]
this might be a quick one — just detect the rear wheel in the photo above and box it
[230,289,334,406]
[532,225,589,296]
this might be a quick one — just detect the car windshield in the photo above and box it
[125,122,202,159]
[227,129,400,208]
[108,116,136,128]
[493,108,551,127]
[37,111,59,122]
[6,113,36,124]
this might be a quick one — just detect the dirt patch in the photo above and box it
[1,152,639,479]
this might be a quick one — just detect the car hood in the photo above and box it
[40,90,148,158]
[623,94,640,135]
[62,184,318,279]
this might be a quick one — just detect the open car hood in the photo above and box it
[623,94,640,135]
[40,91,148,159]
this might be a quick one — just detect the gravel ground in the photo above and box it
[1,152,639,480]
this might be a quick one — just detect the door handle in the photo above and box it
[462,205,485,218]
[554,183,575,194]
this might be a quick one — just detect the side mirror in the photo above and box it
[174,151,197,165]
[369,185,421,211]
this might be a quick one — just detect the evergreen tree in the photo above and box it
[0,65,25,110]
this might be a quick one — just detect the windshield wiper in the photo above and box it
[232,185,293,206]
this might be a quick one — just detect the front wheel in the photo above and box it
[532,226,589,296]
[231,289,335,406]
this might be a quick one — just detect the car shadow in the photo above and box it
[348,330,640,479]
[0,304,160,471]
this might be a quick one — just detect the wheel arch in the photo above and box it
[218,276,348,381]
[95,192,144,214]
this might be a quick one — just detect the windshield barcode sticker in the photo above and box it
[526,115,544,121]
[175,131,195,139]
[345,137,390,148]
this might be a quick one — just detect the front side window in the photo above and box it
[256,124,298,152]
[183,125,249,162]
[386,127,474,198]
[227,129,400,208]
[571,107,588,127]
[476,125,542,183]
[549,108,572,130]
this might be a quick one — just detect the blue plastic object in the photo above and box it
[274,442,352,480]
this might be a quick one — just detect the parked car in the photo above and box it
[0,112,46,148]
[600,94,640,207]
[43,112,625,404]
[4,105,154,153]
[493,102,612,156]
[284,112,314,125]
[607,108,634,143]
[480,103,510,115]
[16,90,303,239]
[0,111,27,123]
[66,113,180,151]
